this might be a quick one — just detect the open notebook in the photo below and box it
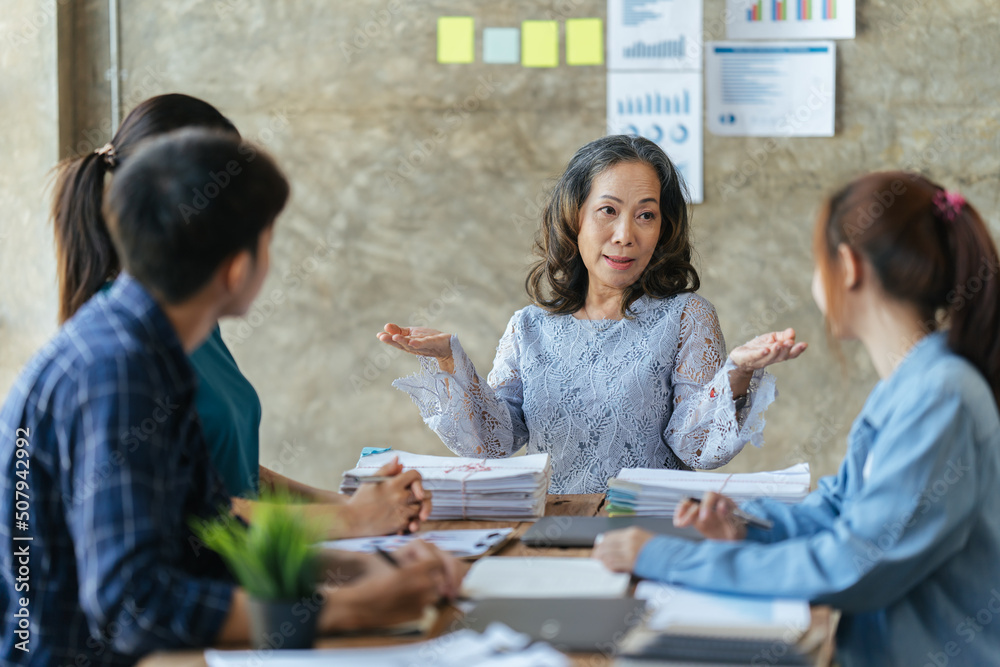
[340,450,551,520]
[606,463,811,516]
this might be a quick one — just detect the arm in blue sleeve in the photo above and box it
[634,388,978,612]
[741,468,847,544]
[65,359,234,656]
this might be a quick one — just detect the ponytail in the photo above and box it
[941,195,1000,403]
[49,93,239,323]
[51,149,120,323]
[817,171,1000,405]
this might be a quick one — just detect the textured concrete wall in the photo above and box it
[3,1,999,492]
[0,1,60,394]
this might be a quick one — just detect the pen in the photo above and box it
[683,497,774,531]
[345,474,395,484]
[374,546,400,568]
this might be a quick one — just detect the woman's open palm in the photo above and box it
[730,327,808,372]
[377,323,453,365]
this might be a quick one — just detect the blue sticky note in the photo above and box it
[483,27,520,64]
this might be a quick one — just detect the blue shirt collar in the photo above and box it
[860,331,949,429]
[105,272,196,395]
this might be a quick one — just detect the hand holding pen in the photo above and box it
[673,473,772,540]
[674,490,772,541]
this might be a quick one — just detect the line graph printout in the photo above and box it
[608,71,704,203]
[727,0,855,39]
[608,0,703,71]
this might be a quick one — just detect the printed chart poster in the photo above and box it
[608,0,703,71]
[706,42,835,137]
[727,0,855,40]
[608,71,704,203]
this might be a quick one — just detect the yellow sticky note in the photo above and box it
[566,18,604,65]
[521,20,559,68]
[438,17,474,64]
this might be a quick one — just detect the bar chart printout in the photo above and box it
[706,42,836,137]
[726,0,854,39]
[607,71,704,203]
[608,0,703,71]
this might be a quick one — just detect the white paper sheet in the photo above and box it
[320,528,513,559]
[205,623,569,667]
[608,0,703,71]
[607,71,704,203]
[460,557,630,599]
[726,0,855,40]
[706,42,835,137]
[635,582,811,641]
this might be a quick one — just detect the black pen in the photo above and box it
[683,497,774,531]
[374,546,401,568]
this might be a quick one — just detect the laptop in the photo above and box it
[520,516,703,548]
[464,597,649,652]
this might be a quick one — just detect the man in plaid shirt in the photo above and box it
[0,129,455,666]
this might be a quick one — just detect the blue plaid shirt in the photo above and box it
[0,274,235,666]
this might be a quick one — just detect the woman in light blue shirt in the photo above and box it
[595,172,1000,667]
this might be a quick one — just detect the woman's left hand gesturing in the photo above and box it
[730,327,807,373]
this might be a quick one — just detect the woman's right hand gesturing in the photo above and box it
[377,323,455,373]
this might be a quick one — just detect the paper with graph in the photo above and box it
[727,0,855,39]
[607,71,704,203]
[607,0,703,71]
[706,41,836,137]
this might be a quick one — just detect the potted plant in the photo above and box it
[191,496,323,650]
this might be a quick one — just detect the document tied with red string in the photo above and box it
[340,450,552,520]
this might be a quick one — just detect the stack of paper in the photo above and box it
[340,450,551,520]
[460,557,631,599]
[206,623,569,667]
[616,583,812,665]
[634,581,811,640]
[605,463,810,516]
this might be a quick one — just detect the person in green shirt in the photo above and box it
[53,93,425,537]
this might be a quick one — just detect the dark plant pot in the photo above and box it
[247,596,318,650]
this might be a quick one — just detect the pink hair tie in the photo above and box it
[933,189,966,223]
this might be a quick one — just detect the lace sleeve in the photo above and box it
[391,318,529,458]
[664,295,777,469]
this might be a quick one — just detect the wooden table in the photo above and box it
[140,494,838,666]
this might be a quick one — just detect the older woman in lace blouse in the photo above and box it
[377,136,807,494]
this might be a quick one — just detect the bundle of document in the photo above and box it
[614,582,813,665]
[605,463,810,517]
[340,450,551,520]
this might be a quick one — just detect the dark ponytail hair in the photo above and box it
[815,171,1000,403]
[51,93,238,322]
